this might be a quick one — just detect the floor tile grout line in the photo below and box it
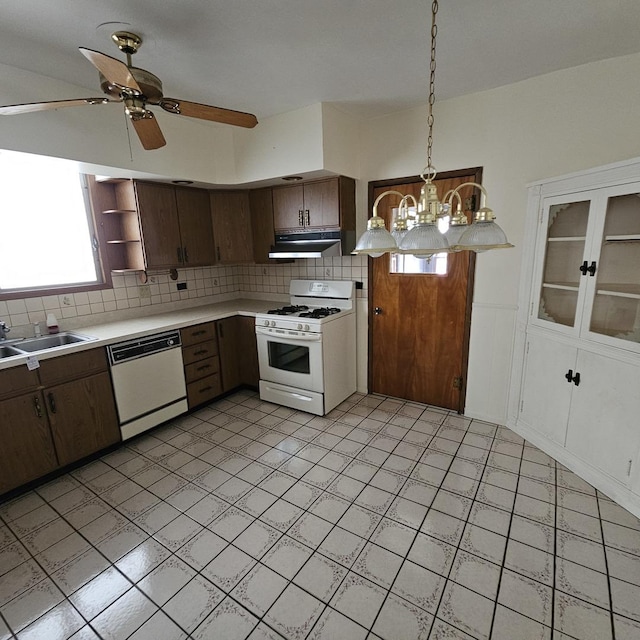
[484,437,525,638]
[596,490,618,640]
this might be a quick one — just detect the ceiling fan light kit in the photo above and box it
[0,30,258,150]
[354,0,513,258]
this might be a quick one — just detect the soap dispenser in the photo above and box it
[46,313,59,334]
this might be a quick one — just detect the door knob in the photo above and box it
[374,307,383,315]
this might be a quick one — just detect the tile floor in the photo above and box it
[1,390,640,640]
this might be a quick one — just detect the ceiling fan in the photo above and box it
[0,31,258,150]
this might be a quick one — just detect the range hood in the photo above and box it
[269,230,352,259]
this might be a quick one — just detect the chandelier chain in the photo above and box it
[426,0,438,175]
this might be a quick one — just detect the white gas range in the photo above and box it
[255,280,356,415]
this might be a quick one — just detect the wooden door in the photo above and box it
[46,372,120,467]
[217,317,241,391]
[0,392,58,494]
[135,182,181,268]
[304,179,340,229]
[273,184,304,231]
[370,169,480,411]
[210,191,254,264]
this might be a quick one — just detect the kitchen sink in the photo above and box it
[11,332,97,353]
[0,345,23,359]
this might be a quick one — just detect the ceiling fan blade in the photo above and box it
[79,47,142,93]
[159,98,257,128]
[0,97,112,115]
[131,112,166,150]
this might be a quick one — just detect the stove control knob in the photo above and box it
[297,323,303,330]
[304,324,310,331]
[270,320,276,327]
[263,320,270,326]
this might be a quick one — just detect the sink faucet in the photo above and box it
[0,320,9,340]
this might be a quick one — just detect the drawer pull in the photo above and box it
[196,364,211,372]
[191,330,207,337]
[194,349,209,356]
[199,386,213,393]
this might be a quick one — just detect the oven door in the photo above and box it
[256,326,323,392]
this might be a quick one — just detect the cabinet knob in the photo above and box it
[579,261,588,275]
[298,210,304,226]
[304,209,310,226]
[183,247,189,263]
[586,261,596,276]
[565,369,581,385]
[374,307,383,315]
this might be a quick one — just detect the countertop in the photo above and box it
[0,298,282,371]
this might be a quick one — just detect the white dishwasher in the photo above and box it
[107,330,188,441]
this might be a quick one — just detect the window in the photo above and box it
[0,150,103,294]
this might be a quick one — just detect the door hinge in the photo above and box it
[453,376,463,390]
[628,459,633,477]
[520,399,524,413]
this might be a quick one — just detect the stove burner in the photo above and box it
[299,307,342,319]
[267,305,309,315]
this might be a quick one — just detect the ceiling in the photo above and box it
[2,0,640,122]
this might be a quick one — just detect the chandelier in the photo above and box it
[353,0,513,257]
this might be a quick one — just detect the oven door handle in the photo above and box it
[255,327,322,342]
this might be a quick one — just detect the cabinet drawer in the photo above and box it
[186,374,222,407]
[182,340,219,365]
[38,348,109,386]
[0,365,40,400]
[181,322,216,347]
[184,356,220,383]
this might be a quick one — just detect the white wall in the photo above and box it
[360,51,640,423]
[3,52,640,423]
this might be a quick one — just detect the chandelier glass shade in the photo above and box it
[353,0,513,258]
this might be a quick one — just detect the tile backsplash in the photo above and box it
[0,256,368,337]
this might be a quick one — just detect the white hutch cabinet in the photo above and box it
[509,158,640,517]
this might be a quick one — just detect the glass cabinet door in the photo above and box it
[587,192,640,345]
[536,199,591,329]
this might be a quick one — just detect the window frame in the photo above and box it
[0,167,111,301]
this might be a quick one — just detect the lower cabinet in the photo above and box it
[181,322,222,408]
[217,317,240,392]
[0,348,120,495]
[46,372,120,467]
[181,316,259,409]
[519,331,640,490]
[0,392,59,494]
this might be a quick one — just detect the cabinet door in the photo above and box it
[519,333,576,446]
[0,392,58,494]
[175,187,215,266]
[210,191,254,263]
[135,182,181,268]
[304,179,340,229]
[582,186,640,352]
[46,372,120,467]
[273,185,304,231]
[250,188,276,263]
[531,195,595,334]
[217,317,241,392]
[565,350,640,486]
[237,316,259,387]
